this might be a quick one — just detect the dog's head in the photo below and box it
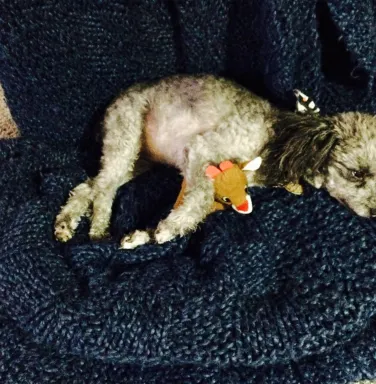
[259,111,376,217]
[319,112,376,217]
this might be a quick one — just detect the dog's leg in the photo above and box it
[89,92,147,240]
[154,120,260,244]
[55,89,146,242]
[55,179,93,242]
[120,170,215,249]
[120,135,220,249]
[121,111,266,248]
[153,149,214,245]
[154,177,214,243]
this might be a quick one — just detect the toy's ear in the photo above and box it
[219,160,234,171]
[242,157,262,171]
[205,165,221,179]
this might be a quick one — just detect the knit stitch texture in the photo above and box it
[1,1,376,383]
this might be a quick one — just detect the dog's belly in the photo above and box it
[141,74,272,171]
[143,107,216,169]
[143,79,229,169]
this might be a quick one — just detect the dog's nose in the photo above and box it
[371,208,376,217]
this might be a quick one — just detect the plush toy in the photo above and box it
[174,157,262,214]
[294,89,320,115]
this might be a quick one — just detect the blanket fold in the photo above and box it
[1,139,376,383]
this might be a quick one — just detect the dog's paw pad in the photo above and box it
[120,230,150,249]
[54,220,73,242]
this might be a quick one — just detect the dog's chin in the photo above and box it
[334,197,371,218]
[350,207,370,218]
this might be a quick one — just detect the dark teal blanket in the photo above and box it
[1,1,376,383]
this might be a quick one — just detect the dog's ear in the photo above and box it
[260,112,338,184]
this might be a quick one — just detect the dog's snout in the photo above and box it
[370,208,376,217]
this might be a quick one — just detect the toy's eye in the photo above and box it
[222,197,230,203]
[244,186,249,193]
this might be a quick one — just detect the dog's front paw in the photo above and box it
[154,224,177,244]
[54,216,75,243]
[120,230,151,249]
[155,212,199,244]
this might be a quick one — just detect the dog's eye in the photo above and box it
[222,196,230,203]
[244,186,249,193]
[351,170,365,180]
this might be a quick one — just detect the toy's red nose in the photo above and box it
[236,201,249,212]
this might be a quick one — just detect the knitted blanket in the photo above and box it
[1,1,376,383]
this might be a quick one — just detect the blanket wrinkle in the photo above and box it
[1,1,376,383]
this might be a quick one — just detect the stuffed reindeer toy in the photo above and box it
[174,158,262,214]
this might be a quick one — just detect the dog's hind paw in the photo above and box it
[54,219,74,242]
[120,230,151,249]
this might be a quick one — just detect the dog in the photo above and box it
[54,74,376,248]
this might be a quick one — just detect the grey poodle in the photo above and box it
[54,75,376,248]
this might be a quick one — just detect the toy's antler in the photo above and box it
[205,165,222,179]
[219,161,234,171]
[206,161,235,178]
